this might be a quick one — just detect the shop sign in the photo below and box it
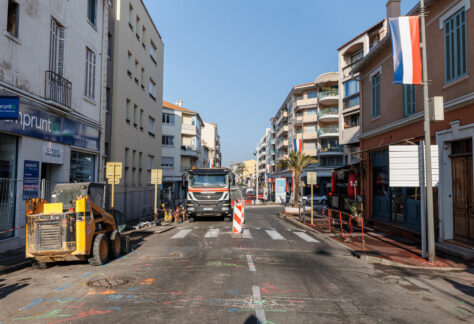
[0,103,99,151]
[275,178,287,203]
[23,160,39,200]
[42,142,64,164]
[0,96,19,120]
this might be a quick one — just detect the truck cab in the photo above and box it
[185,168,233,221]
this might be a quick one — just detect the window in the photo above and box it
[350,49,363,64]
[306,109,317,116]
[7,1,19,38]
[70,151,95,182]
[140,67,145,87]
[87,0,97,26]
[150,41,157,63]
[134,60,138,81]
[344,79,359,97]
[445,9,467,83]
[135,16,140,38]
[371,72,380,118]
[138,152,143,185]
[140,109,143,129]
[132,150,136,185]
[147,155,153,181]
[162,135,174,146]
[161,157,174,168]
[107,33,112,58]
[148,116,155,135]
[149,78,156,99]
[350,114,360,127]
[106,87,111,113]
[128,3,133,28]
[162,113,175,125]
[296,95,303,101]
[84,48,96,100]
[403,85,416,117]
[49,19,65,76]
[133,104,137,126]
[127,52,131,75]
[307,91,317,99]
[142,26,146,45]
[126,99,130,121]
[0,134,18,240]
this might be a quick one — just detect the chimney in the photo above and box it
[386,0,401,18]
[175,99,183,107]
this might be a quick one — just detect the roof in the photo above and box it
[162,101,204,125]
[337,20,385,51]
[294,81,314,88]
[315,72,338,85]
[352,35,391,74]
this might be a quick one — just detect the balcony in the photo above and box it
[295,132,318,140]
[318,107,339,121]
[269,149,275,155]
[181,145,199,157]
[343,94,360,110]
[181,124,197,135]
[276,110,288,125]
[276,139,288,149]
[276,125,288,137]
[44,71,72,107]
[318,89,338,105]
[318,126,339,138]
[318,145,344,156]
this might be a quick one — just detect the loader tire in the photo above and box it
[88,234,109,266]
[109,230,122,259]
[121,235,131,254]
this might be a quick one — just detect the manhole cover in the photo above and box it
[88,277,129,288]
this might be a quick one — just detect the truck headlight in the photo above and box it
[222,207,229,211]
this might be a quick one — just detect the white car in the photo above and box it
[300,194,327,205]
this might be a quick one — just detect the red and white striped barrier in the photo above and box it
[0,225,26,234]
[233,202,244,233]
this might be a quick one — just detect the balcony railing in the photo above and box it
[318,107,339,118]
[318,89,338,100]
[343,94,360,109]
[318,145,344,154]
[318,126,339,135]
[181,145,198,152]
[45,71,71,107]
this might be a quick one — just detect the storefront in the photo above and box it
[0,94,100,252]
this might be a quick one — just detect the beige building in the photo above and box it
[109,0,164,221]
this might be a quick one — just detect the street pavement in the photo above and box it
[0,206,473,323]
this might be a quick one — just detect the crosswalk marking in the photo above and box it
[242,228,252,239]
[171,229,193,239]
[293,231,320,243]
[204,228,219,238]
[265,229,286,240]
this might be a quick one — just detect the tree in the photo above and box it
[235,163,247,185]
[277,152,317,207]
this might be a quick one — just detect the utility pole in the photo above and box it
[256,143,259,204]
[420,0,435,262]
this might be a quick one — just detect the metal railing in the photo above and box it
[318,107,339,117]
[318,145,344,153]
[44,71,72,107]
[318,89,338,99]
[318,126,339,135]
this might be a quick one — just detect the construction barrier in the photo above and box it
[233,202,244,233]
[320,208,365,249]
[0,225,26,235]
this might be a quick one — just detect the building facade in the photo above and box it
[109,0,164,221]
[354,0,474,247]
[0,0,109,252]
[202,122,222,168]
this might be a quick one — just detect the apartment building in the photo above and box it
[202,122,222,168]
[353,0,474,248]
[161,100,204,205]
[0,0,108,252]
[270,73,342,196]
[109,0,164,221]
[338,20,386,166]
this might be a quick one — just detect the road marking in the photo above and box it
[242,229,252,238]
[293,231,320,243]
[171,229,192,239]
[204,228,219,238]
[252,285,266,323]
[246,255,256,272]
[265,229,286,240]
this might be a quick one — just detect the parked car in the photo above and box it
[300,194,327,205]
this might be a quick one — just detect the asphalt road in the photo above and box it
[0,206,473,323]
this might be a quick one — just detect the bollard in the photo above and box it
[361,215,365,249]
[328,209,332,232]
[349,213,352,241]
[339,211,344,238]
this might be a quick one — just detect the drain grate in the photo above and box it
[88,277,129,288]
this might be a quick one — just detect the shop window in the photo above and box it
[7,0,19,38]
[0,134,18,239]
[70,151,95,182]
[373,166,389,197]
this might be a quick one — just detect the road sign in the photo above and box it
[307,172,317,185]
[106,162,122,180]
[151,169,162,184]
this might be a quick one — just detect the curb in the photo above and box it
[279,212,467,271]
[0,259,32,275]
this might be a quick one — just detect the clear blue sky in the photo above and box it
[144,0,419,166]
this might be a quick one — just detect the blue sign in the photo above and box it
[0,96,19,120]
[23,160,40,200]
[275,178,287,203]
[0,103,99,151]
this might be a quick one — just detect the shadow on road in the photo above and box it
[444,278,474,298]
[0,278,29,300]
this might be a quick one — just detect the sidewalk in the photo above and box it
[281,212,473,271]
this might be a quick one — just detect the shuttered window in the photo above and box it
[403,85,416,117]
[49,19,65,76]
[84,48,96,100]
[445,9,467,83]
[371,72,380,118]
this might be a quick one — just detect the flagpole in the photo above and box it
[420,0,436,262]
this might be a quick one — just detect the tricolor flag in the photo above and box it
[266,165,271,174]
[293,139,302,154]
[389,16,422,84]
[208,160,213,168]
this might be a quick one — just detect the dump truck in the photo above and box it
[184,168,235,221]
[25,182,130,267]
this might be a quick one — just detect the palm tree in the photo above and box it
[277,151,317,207]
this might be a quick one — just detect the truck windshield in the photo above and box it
[189,174,228,188]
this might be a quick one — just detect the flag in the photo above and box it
[389,16,422,84]
[293,139,302,154]
[266,165,271,174]
[208,160,213,168]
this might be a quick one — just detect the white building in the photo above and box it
[0,0,109,252]
[202,122,221,168]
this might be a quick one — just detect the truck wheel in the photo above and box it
[188,216,195,222]
[88,234,109,266]
[224,216,231,222]
[121,235,132,254]
[109,230,122,259]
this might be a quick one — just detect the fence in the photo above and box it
[321,207,365,249]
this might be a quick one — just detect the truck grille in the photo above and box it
[192,192,223,200]
[37,221,62,250]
